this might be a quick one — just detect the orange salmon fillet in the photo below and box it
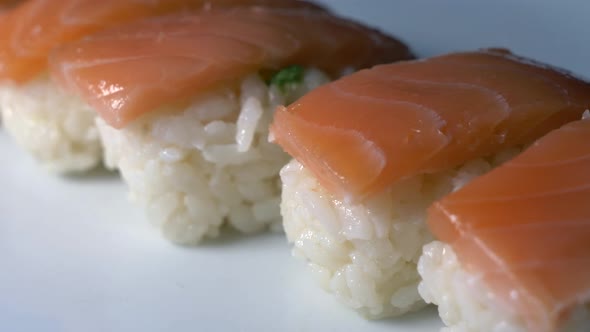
[0,0,326,83]
[270,49,590,202]
[49,6,413,128]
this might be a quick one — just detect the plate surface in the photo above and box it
[1,1,588,331]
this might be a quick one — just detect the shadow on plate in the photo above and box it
[61,165,120,182]
[185,225,285,249]
[371,305,441,327]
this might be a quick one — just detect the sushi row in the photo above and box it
[0,1,589,331]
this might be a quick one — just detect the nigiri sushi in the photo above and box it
[0,0,325,172]
[269,49,590,318]
[48,7,413,243]
[418,116,590,332]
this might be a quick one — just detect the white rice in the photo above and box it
[0,75,101,173]
[418,241,590,332]
[279,149,521,318]
[96,69,330,244]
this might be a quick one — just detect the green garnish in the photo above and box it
[269,65,305,90]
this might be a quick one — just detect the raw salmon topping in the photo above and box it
[49,6,413,128]
[0,0,326,83]
[270,49,590,202]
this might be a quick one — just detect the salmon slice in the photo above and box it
[270,49,590,202]
[0,0,19,9]
[49,7,413,128]
[0,0,326,83]
[428,118,590,332]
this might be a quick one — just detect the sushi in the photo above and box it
[48,7,413,243]
[0,0,325,173]
[418,116,590,332]
[269,49,590,318]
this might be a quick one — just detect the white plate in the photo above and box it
[1,1,588,331]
